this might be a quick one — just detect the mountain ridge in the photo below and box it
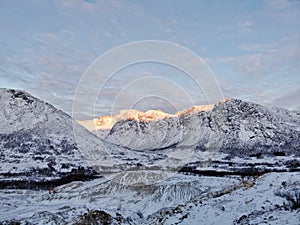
[77,98,231,131]
[1,87,299,184]
[0,88,299,224]
[83,96,300,155]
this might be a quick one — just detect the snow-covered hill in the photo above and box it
[0,88,110,188]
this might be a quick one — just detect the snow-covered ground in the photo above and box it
[159,172,300,225]
[0,172,299,224]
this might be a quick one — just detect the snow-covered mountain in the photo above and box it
[0,88,299,224]
[82,98,300,158]
[0,88,111,188]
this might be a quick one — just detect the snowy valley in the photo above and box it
[0,88,299,224]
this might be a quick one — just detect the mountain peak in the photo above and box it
[79,96,300,154]
[78,98,233,132]
[0,88,106,187]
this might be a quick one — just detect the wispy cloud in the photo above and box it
[263,0,300,21]
[0,0,299,115]
[238,20,254,33]
[269,88,300,111]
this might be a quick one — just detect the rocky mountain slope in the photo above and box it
[0,88,110,189]
[82,98,300,158]
[0,88,299,224]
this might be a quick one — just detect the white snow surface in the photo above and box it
[0,172,299,224]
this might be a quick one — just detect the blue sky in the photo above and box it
[0,0,299,118]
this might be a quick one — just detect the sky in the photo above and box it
[0,0,299,118]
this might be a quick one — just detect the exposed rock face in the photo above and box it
[206,99,300,157]
[0,88,107,188]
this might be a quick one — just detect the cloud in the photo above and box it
[1,0,299,115]
[263,0,300,22]
[269,88,300,111]
[219,52,275,75]
[238,20,254,33]
[214,32,300,109]
[218,35,300,76]
[54,0,96,11]
[238,43,278,53]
